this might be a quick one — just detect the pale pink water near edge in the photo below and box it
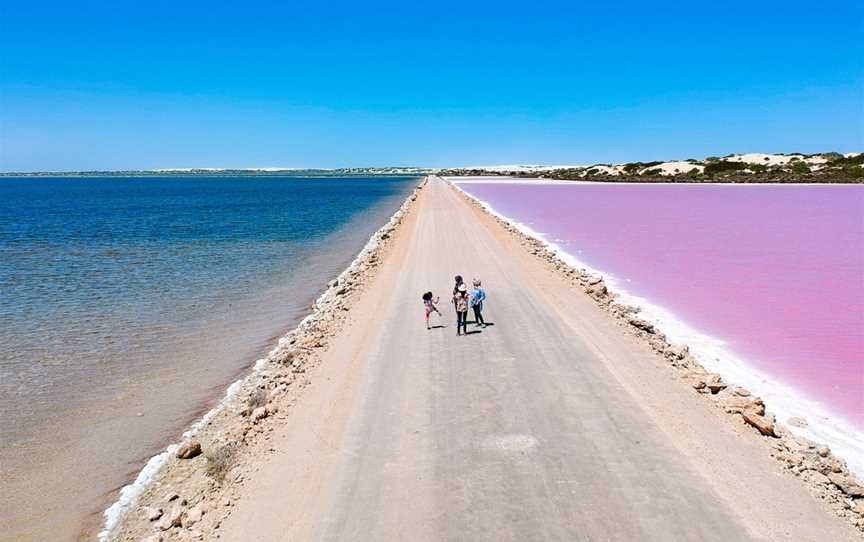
[458,182,864,430]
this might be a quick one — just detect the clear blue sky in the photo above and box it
[1,1,862,171]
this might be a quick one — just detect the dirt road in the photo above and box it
[217,177,856,541]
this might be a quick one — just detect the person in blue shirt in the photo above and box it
[470,279,486,328]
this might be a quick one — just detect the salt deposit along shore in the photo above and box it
[108,176,862,541]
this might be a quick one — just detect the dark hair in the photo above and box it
[454,275,463,283]
[422,291,433,301]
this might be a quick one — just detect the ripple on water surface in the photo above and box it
[0,175,418,541]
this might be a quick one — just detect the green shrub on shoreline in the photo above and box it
[790,161,810,174]
[621,161,661,174]
[703,161,749,176]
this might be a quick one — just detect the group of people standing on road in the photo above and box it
[422,275,487,336]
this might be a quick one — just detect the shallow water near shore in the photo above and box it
[456,179,864,475]
[0,175,418,541]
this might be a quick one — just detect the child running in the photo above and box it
[422,291,441,330]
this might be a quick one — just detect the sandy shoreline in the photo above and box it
[101,178,428,541]
[106,176,863,541]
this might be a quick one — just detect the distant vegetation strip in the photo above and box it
[445,152,864,183]
[4,153,862,182]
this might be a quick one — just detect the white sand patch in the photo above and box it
[640,161,704,176]
[724,153,814,166]
[725,153,797,165]
[583,164,625,176]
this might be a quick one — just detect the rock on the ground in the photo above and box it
[142,506,163,521]
[251,406,268,422]
[274,349,295,365]
[157,503,185,530]
[185,503,207,526]
[164,491,180,503]
[721,395,765,416]
[648,337,667,353]
[628,317,655,333]
[829,473,864,497]
[586,281,607,298]
[802,470,831,485]
[175,441,202,459]
[665,344,689,360]
[706,381,728,394]
[743,412,776,437]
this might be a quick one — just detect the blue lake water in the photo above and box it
[0,175,418,541]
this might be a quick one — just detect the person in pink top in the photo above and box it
[422,291,441,330]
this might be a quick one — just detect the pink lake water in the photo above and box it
[457,180,864,455]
